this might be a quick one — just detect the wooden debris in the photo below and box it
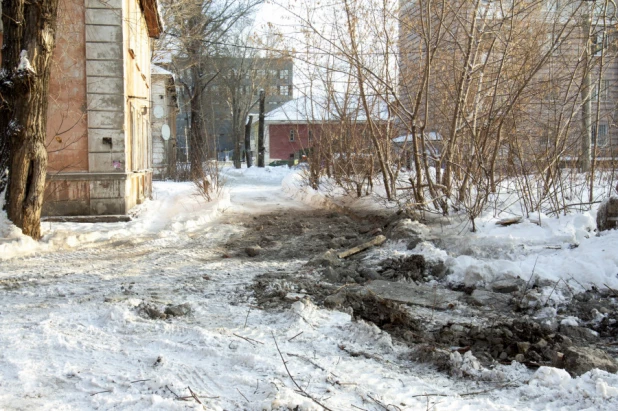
[338,235,387,259]
[495,216,523,227]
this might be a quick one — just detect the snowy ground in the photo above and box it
[1,166,617,410]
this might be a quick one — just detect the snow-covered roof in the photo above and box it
[393,132,442,144]
[151,64,174,77]
[265,95,390,123]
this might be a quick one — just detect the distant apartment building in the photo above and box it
[170,56,293,161]
[398,1,618,165]
[200,57,294,154]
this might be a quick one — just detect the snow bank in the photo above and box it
[0,181,229,262]
[443,212,618,290]
[281,171,339,210]
[530,367,618,400]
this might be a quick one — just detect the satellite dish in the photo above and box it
[154,105,165,119]
[161,124,171,141]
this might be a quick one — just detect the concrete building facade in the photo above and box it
[38,0,162,216]
[398,1,618,166]
[151,65,178,179]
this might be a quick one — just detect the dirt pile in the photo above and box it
[246,208,618,377]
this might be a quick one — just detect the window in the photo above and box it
[546,0,560,13]
[308,130,313,142]
[257,69,266,78]
[280,69,289,80]
[592,80,610,101]
[592,123,608,147]
[592,32,609,56]
[269,69,278,77]
[594,2,616,18]
[279,85,289,96]
[289,129,296,142]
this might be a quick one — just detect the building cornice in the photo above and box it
[140,0,163,39]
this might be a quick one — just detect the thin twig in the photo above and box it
[271,331,334,411]
[130,379,151,384]
[569,275,587,291]
[236,388,249,402]
[288,352,327,371]
[604,283,618,298]
[288,331,304,342]
[459,383,519,397]
[410,393,448,398]
[544,279,562,306]
[411,382,519,400]
[367,394,389,410]
[187,386,202,405]
[368,393,403,410]
[233,333,264,346]
[244,307,251,328]
[519,256,539,308]
[166,385,189,401]
[90,390,112,396]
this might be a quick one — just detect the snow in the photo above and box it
[16,50,35,74]
[151,64,174,77]
[1,166,618,410]
[265,95,390,123]
[283,170,618,294]
[1,181,229,262]
[393,132,442,143]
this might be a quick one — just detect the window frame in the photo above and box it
[592,123,609,147]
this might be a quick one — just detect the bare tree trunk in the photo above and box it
[188,87,206,179]
[0,0,60,240]
[580,10,592,173]
[184,52,209,180]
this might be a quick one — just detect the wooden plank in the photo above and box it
[337,235,386,259]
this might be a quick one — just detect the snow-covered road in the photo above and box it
[1,167,617,410]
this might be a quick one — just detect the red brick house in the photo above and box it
[259,96,386,163]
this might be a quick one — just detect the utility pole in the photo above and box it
[258,90,266,167]
[245,115,253,167]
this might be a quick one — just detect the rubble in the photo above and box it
[377,254,448,282]
[563,346,618,376]
[245,246,262,257]
[164,303,191,317]
[307,249,342,268]
[363,280,463,310]
[596,196,618,231]
[244,208,618,380]
[491,278,525,294]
